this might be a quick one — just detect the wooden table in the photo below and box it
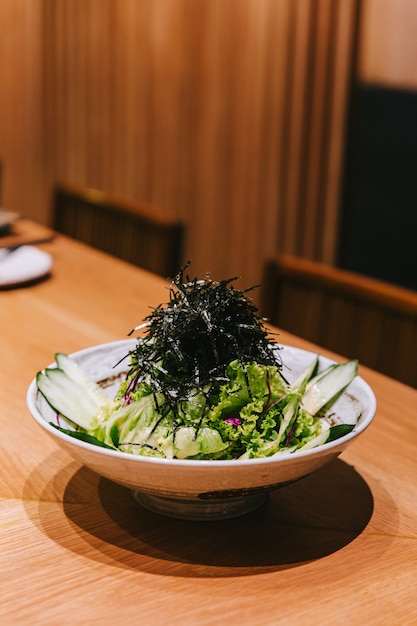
[1,234,417,625]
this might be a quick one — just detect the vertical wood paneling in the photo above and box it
[301,0,335,258]
[276,0,359,265]
[322,0,359,262]
[0,0,43,218]
[278,0,312,255]
[0,0,359,294]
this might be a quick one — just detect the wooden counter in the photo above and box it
[1,233,416,624]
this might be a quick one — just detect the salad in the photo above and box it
[36,265,358,460]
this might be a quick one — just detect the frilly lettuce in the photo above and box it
[40,354,356,460]
[86,359,325,459]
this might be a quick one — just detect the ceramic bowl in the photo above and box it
[27,339,377,520]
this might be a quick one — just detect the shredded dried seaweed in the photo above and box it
[123,263,280,414]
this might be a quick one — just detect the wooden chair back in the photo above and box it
[261,253,417,387]
[53,183,183,278]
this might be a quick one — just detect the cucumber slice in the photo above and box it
[55,353,109,407]
[276,394,300,444]
[51,424,117,449]
[36,365,107,430]
[298,423,356,451]
[290,355,319,393]
[301,359,358,416]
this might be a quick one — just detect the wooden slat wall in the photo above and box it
[1,0,359,293]
[0,0,44,220]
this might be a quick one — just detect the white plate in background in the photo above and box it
[0,245,52,288]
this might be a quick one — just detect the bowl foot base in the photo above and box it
[132,491,268,520]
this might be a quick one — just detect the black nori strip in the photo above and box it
[123,263,280,424]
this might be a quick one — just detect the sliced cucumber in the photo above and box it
[51,424,117,449]
[36,355,111,430]
[297,428,330,451]
[298,422,356,451]
[301,359,358,416]
[276,393,301,444]
[55,353,109,407]
[290,355,319,393]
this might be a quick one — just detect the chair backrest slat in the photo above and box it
[261,253,417,387]
[53,183,184,278]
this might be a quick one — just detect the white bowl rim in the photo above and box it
[26,339,377,468]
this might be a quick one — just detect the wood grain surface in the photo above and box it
[1,231,416,624]
[0,218,55,249]
[0,0,359,292]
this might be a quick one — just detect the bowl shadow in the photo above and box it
[55,457,374,576]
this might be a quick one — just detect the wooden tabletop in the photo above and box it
[1,233,417,625]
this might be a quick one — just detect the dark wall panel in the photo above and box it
[339,85,417,291]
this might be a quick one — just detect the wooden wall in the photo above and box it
[1,0,359,292]
[0,1,43,217]
[358,0,417,90]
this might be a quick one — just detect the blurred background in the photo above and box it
[0,0,415,293]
